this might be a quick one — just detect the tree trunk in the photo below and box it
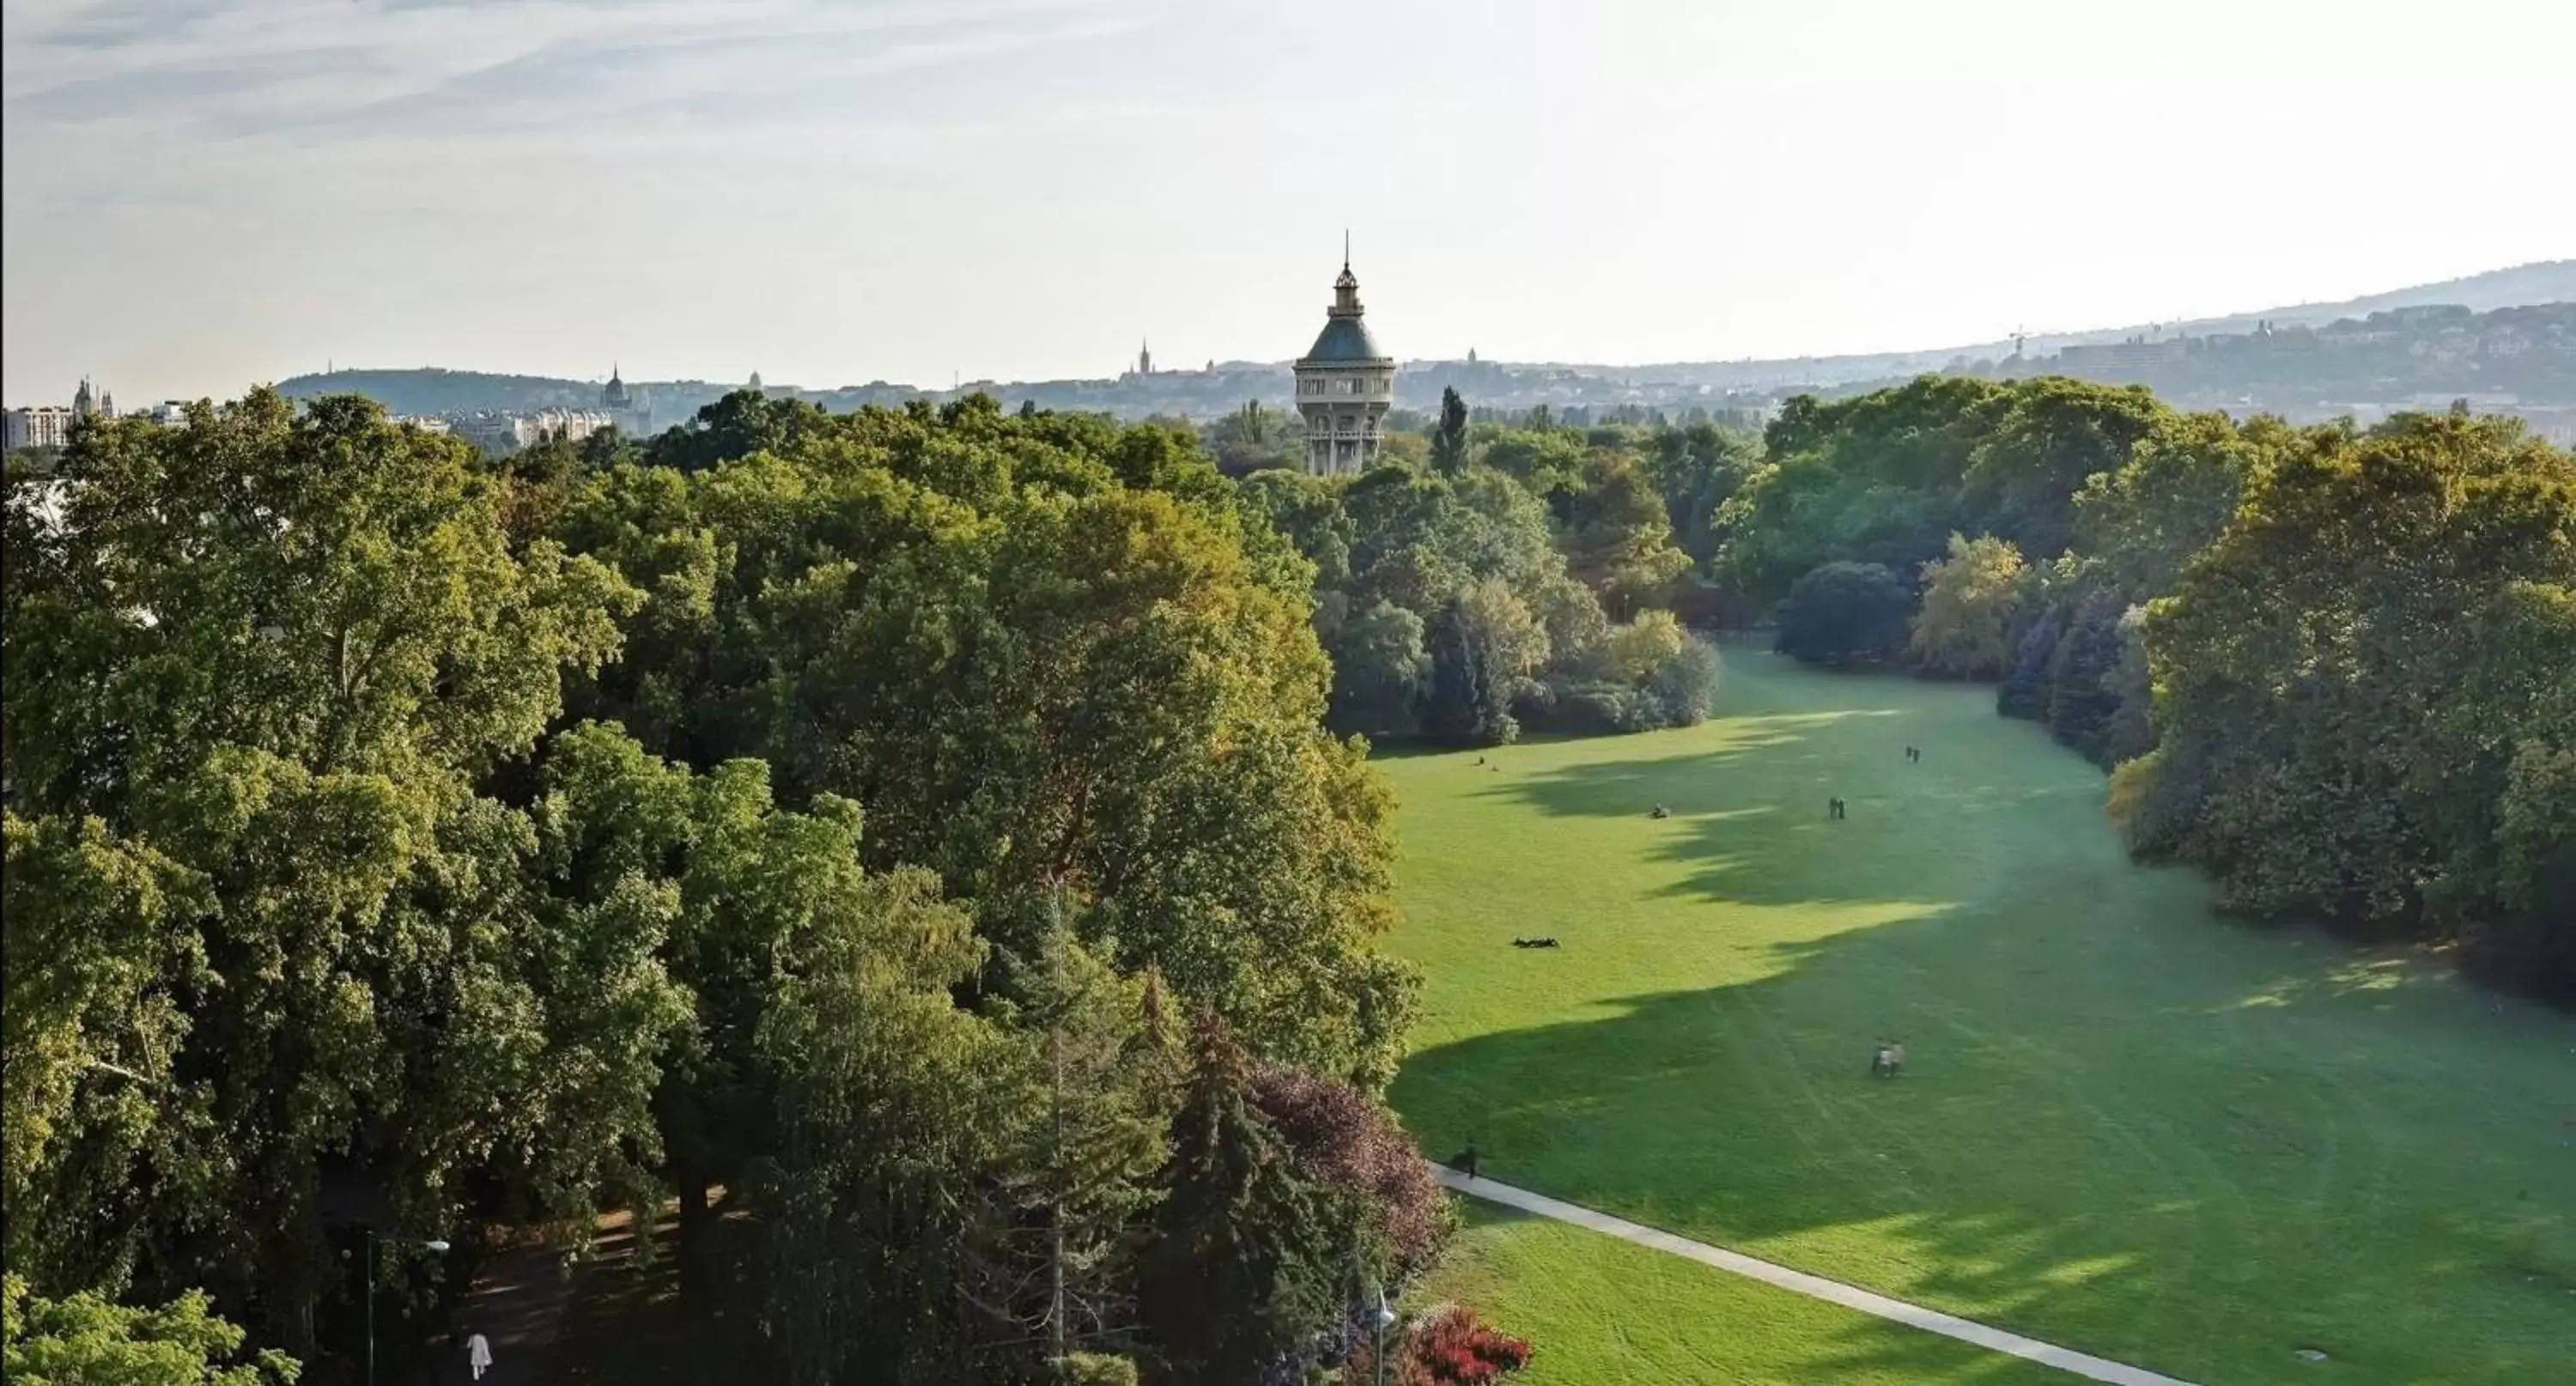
[676,1170,713,1310]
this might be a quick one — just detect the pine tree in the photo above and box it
[1136,1015,1334,1382]
[963,891,1173,1368]
[1431,387,1471,476]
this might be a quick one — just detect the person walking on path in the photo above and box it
[1459,1140,1481,1181]
[467,1330,494,1382]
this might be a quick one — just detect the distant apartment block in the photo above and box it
[5,404,76,450]
[450,408,616,454]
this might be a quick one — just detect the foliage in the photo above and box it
[2,816,204,1292]
[1773,562,1912,666]
[1,391,661,1351]
[1959,378,2166,559]
[1907,533,2026,678]
[1714,376,2184,609]
[2132,412,2575,993]
[1329,601,1432,739]
[1430,389,1470,477]
[1713,376,2008,604]
[966,914,1179,1365]
[3,1274,300,1386]
[1208,399,1306,476]
[1553,452,1691,618]
[2470,739,2576,999]
[1250,1067,1449,1279]
[550,395,1412,1083]
[3,386,1440,1382]
[1236,410,1722,750]
[1643,422,1762,567]
[1054,1353,1140,1386]
[1425,580,1546,747]
[1136,1018,1338,1384]
[1343,1304,1531,1386]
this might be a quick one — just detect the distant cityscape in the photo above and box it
[11,262,2573,457]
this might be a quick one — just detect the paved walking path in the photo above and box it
[432,1238,571,1385]
[1436,1168,2196,1386]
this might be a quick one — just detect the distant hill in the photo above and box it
[276,368,608,416]
[1593,260,2576,390]
[276,260,2574,423]
[271,367,927,430]
[2227,259,2576,327]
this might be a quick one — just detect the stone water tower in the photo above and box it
[1292,240,1394,475]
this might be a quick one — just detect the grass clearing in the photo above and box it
[1380,647,2576,1385]
[1412,1202,2066,1386]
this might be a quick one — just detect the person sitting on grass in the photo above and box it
[1869,1040,1895,1078]
[1650,803,1669,819]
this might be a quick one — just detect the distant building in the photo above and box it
[2057,337,2181,371]
[5,404,76,450]
[1292,248,1395,475]
[601,364,651,435]
[450,408,616,455]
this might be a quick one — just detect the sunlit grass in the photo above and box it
[1380,647,2576,1385]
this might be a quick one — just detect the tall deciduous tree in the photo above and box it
[1908,533,2026,679]
[2,392,661,1351]
[2135,412,2576,993]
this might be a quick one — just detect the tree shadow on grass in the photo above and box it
[1394,900,2576,1386]
[1449,708,2099,913]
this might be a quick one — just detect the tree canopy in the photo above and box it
[3,387,1458,1384]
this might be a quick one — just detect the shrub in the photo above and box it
[1774,562,1911,666]
[1907,533,2025,679]
[1344,1304,1534,1385]
[1053,1352,1138,1386]
[1645,635,1722,726]
[1520,680,1656,735]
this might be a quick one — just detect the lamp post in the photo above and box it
[1371,1281,1396,1386]
[355,1231,450,1386]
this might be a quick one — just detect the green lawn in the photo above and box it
[1412,1203,2063,1386]
[1380,647,2576,1386]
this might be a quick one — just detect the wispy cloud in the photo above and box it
[4,0,1151,147]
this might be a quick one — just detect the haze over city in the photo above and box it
[6,0,2573,401]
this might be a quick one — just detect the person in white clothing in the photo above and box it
[467,1331,494,1381]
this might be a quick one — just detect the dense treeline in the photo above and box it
[1715,375,2576,1000]
[1234,389,1739,746]
[3,391,1452,1383]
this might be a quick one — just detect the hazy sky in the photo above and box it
[5,0,2572,402]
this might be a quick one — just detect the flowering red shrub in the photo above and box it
[1250,1064,1449,1274]
[1345,1304,1534,1384]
